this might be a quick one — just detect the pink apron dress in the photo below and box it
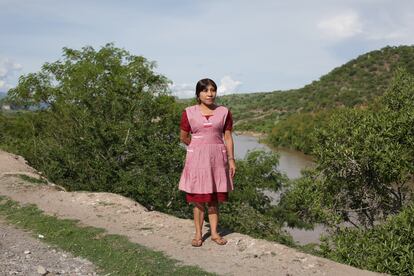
[179,105,234,195]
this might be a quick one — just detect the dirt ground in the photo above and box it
[0,150,385,276]
[0,218,98,276]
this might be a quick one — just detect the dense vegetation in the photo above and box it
[320,203,414,275]
[279,69,414,274]
[0,44,293,245]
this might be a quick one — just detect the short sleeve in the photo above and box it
[180,110,191,132]
[223,110,233,132]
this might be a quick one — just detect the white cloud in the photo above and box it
[318,12,363,39]
[0,58,23,92]
[169,82,195,99]
[217,76,242,95]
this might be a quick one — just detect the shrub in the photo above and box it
[321,203,414,275]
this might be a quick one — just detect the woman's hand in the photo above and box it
[229,159,236,178]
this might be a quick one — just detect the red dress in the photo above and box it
[180,108,233,203]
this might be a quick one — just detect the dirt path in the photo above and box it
[0,218,98,276]
[0,150,385,276]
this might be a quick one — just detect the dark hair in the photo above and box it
[195,78,217,103]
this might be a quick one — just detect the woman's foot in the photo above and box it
[211,235,227,245]
[191,234,203,247]
[191,238,203,247]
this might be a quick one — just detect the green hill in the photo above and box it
[177,46,414,153]
[216,45,414,133]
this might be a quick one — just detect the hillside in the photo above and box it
[214,45,414,132]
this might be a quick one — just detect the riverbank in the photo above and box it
[234,130,266,139]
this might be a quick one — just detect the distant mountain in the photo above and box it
[215,45,414,132]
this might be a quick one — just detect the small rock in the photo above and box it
[38,234,45,239]
[24,250,31,254]
[37,265,48,275]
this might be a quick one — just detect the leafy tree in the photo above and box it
[6,44,189,215]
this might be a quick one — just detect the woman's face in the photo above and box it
[199,84,217,106]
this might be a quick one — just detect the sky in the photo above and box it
[1,0,414,98]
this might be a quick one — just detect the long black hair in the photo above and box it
[195,78,217,103]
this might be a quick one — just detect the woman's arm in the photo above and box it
[224,130,236,178]
[180,130,191,146]
[223,130,234,159]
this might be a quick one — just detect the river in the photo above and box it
[233,133,326,245]
[233,133,314,179]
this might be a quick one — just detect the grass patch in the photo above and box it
[0,196,214,276]
[3,173,48,185]
[18,174,48,185]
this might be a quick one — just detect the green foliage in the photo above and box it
[320,203,414,275]
[5,44,190,217]
[1,44,293,245]
[276,169,336,229]
[280,69,414,230]
[18,174,48,185]
[220,150,293,245]
[266,110,334,154]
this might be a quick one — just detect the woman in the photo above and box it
[179,78,236,247]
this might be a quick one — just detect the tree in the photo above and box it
[7,44,189,215]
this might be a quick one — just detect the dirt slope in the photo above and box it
[0,150,385,276]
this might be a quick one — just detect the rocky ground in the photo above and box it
[0,218,98,276]
[0,150,386,276]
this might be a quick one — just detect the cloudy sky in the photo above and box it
[1,0,414,98]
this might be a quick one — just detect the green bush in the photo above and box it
[220,150,293,245]
[321,203,414,275]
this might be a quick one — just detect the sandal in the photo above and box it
[191,238,203,247]
[211,236,227,245]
